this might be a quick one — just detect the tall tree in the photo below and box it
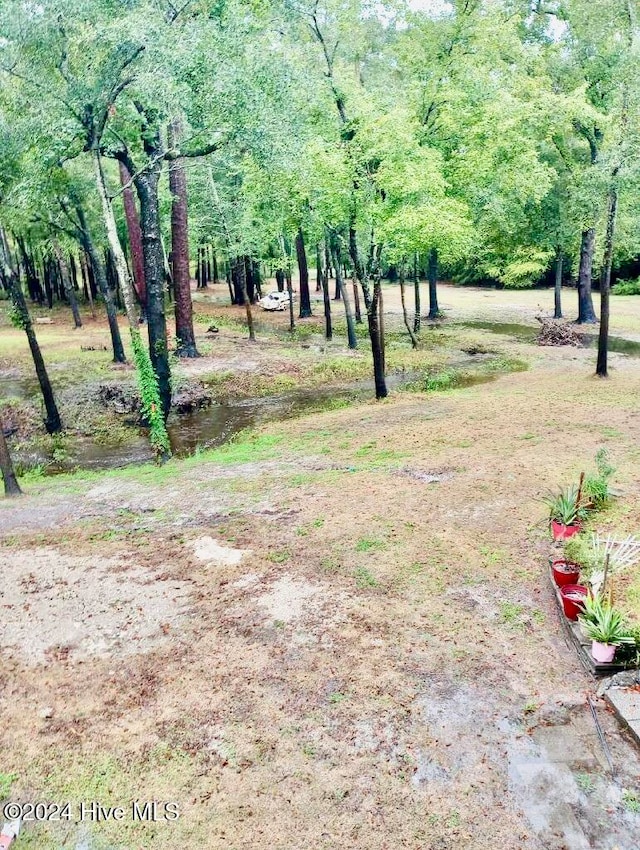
[168,117,199,357]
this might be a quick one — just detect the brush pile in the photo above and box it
[536,317,585,347]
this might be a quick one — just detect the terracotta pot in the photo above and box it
[591,641,616,663]
[560,584,588,620]
[551,520,581,541]
[551,559,581,588]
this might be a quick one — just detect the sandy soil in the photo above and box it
[1,289,640,848]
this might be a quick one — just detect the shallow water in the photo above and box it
[4,354,502,474]
[456,320,640,357]
[14,372,422,474]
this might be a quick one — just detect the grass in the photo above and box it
[355,537,386,553]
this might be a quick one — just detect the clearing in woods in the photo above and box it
[1,285,640,848]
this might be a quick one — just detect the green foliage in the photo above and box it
[543,485,588,525]
[0,771,17,798]
[612,278,640,295]
[130,329,170,461]
[583,449,615,510]
[7,301,27,330]
[563,533,604,575]
[578,595,633,646]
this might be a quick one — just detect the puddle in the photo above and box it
[414,683,640,849]
[456,320,640,357]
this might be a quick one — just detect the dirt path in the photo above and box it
[1,333,640,849]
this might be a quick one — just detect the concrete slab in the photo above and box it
[606,688,640,721]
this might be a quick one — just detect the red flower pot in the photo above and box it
[560,584,588,620]
[551,559,581,588]
[551,520,581,541]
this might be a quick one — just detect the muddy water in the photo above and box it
[8,372,422,474]
[456,320,640,356]
[3,359,498,474]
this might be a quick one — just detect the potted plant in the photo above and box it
[544,483,588,541]
[578,595,633,663]
[559,583,588,620]
[551,558,580,588]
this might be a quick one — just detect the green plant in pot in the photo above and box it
[579,595,633,663]
[544,483,588,541]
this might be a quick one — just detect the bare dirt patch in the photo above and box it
[0,547,192,663]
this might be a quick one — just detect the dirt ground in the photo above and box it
[2,285,640,848]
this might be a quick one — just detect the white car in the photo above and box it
[259,290,294,311]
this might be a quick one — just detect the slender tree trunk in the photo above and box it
[212,249,219,284]
[577,228,598,323]
[333,244,357,349]
[554,251,563,319]
[316,245,323,292]
[427,248,440,319]
[413,252,421,333]
[368,284,387,399]
[400,263,418,348]
[92,152,140,327]
[352,274,362,323]
[168,119,198,358]
[0,248,62,433]
[79,253,97,319]
[378,282,386,375]
[0,417,21,497]
[53,244,82,328]
[597,186,618,377]
[119,161,146,311]
[237,259,255,341]
[17,237,44,304]
[296,227,312,317]
[322,239,333,340]
[76,205,126,364]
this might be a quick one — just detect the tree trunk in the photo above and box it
[322,240,332,340]
[0,252,62,433]
[296,228,312,317]
[92,152,140,327]
[427,248,440,319]
[400,263,418,348]
[413,252,421,333]
[17,237,44,304]
[352,275,362,323]
[577,228,598,323]
[212,249,219,284]
[119,161,146,311]
[237,259,255,340]
[368,283,387,399]
[245,255,256,303]
[168,119,198,358]
[53,244,82,328]
[76,205,126,364]
[276,268,285,292]
[134,163,172,419]
[316,245,323,292]
[597,187,618,377]
[554,251,563,319]
[92,150,169,458]
[0,417,21,497]
[79,253,97,319]
[333,244,357,349]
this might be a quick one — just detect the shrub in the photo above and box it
[612,278,640,295]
